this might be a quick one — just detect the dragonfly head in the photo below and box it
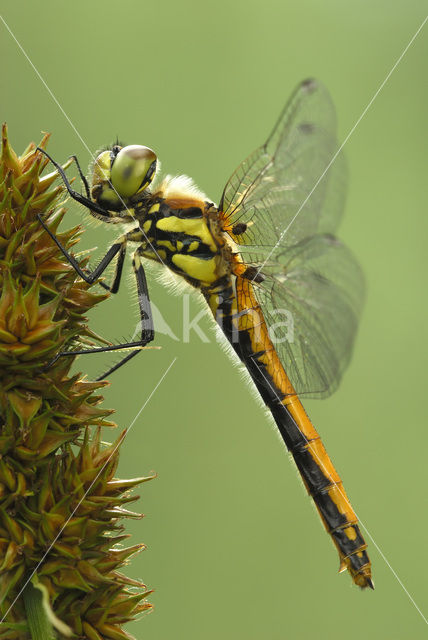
[91,144,157,210]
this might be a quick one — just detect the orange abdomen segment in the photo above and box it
[207,275,373,588]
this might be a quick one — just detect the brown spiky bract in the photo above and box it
[0,126,153,639]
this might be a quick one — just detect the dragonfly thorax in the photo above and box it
[136,197,231,289]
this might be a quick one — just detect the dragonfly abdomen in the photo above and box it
[205,274,373,589]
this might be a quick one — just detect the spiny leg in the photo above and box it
[95,247,155,380]
[37,147,122,219]
[70,154,91,199]
[36,214,138,289]
[40,229,154,372]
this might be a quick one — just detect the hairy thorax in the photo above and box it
[134,186,233,290]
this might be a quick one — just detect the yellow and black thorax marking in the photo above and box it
[134,197,231,289]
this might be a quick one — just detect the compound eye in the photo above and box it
[110,145,157,197]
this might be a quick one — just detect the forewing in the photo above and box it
[220,78,347,257]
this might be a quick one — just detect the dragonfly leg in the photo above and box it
[38,220,154,374]
[43,333,154,376]
[69,154,91,199]
[94,247,155,379]
[37,147,122,219]
[37,213,127,288]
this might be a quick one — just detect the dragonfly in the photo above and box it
[37,78,373,589]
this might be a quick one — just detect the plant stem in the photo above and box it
[23,583,55,640]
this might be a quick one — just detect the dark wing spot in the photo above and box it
[299,122,314,135]
[301,78,318,93]
[232,222,247,235]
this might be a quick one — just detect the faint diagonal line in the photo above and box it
[0,357,177,624]
[0,13,168,270]
[0,15,92,156]
[255,13,428,279]
[252,360,428,624]
[361,530,428,625]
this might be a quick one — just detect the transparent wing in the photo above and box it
[221,79,364,397]
[246,234,365,398]
[220,78,347,255]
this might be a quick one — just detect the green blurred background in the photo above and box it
[2,2,428,638]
